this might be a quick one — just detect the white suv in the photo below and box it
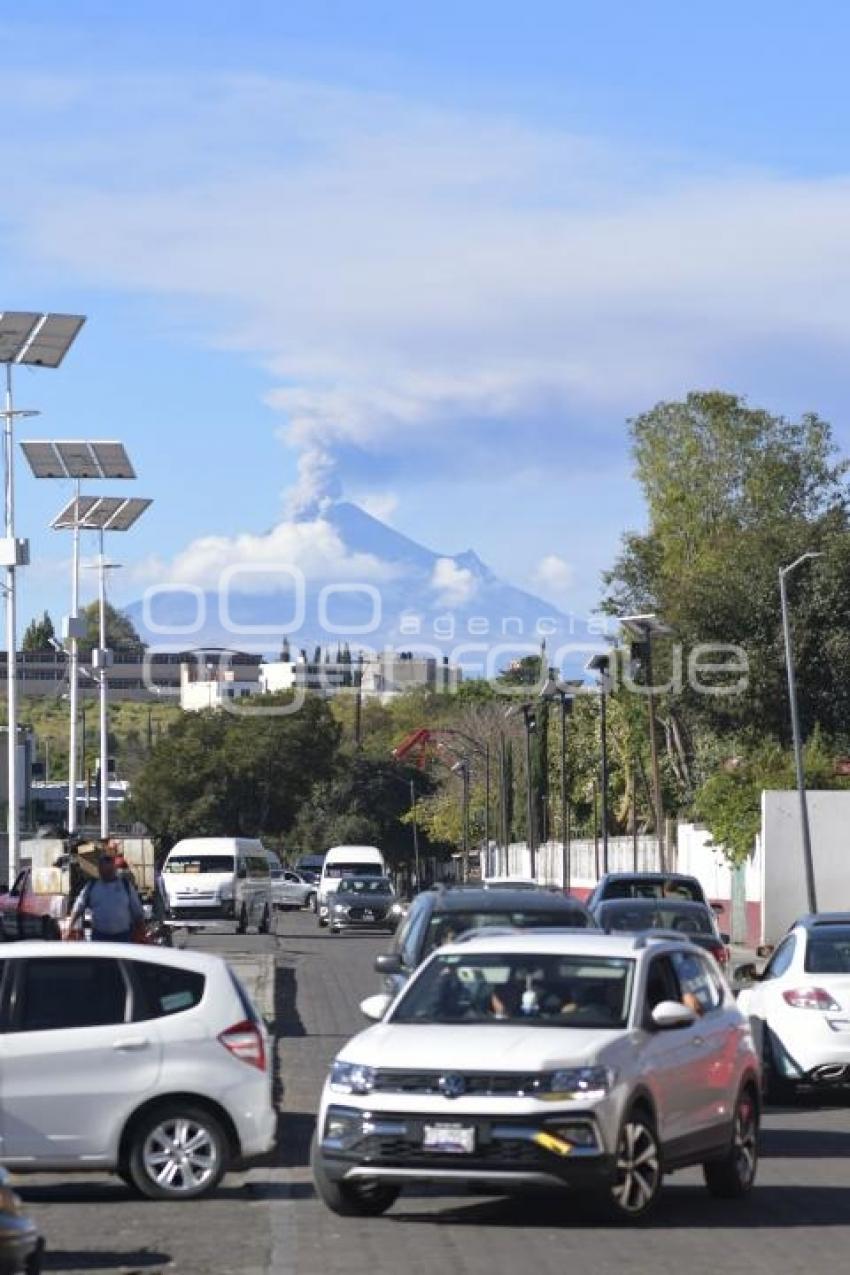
[0,942,276,1199]
[312,931,760,1222]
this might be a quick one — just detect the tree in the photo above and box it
[603,391,850,743]
[129,694,341,849]
[78,601,145,656]
[22,610,55,651]
[498,655,543,687]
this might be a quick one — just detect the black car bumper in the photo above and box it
[318,1106,614,1190]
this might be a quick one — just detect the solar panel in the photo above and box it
[105,497,152,531]
[20,441,65,479]
[21,439,135,480]
[15,314,85,368]
[51,494,101,530]
[0,312,41,363]
[90,441,135,479]
[51,494,152,532]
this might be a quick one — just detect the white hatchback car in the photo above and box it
[0,942,276,1199]
[736,913,850,1098]
[313,931,761,1222]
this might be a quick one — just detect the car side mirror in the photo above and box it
[720,932,731,945]
[360,993,392,1022]
[710,902,724,916]
[375,953,403,976]
[733,962,759,985]
[651,1000,697,1030]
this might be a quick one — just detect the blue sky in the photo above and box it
[5,2,850,636]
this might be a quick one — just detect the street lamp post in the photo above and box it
[586,654,612,874]
[0,311,85,876]
[21,439,135,836]
[452,759,471,882]
[409,778,421,888]
[540,676,580,892]
[621,615,672,871]
[780,552,822,915]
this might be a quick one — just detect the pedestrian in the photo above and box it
[68,853,146,943]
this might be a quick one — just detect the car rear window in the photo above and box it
[805,930,850,974]
[599,903,713,934]
[605,879,703,902]
[425,909,589,956]
[132,961,206,1020]
[325,864,382,878]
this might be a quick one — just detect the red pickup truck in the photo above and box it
[0,868,64,941]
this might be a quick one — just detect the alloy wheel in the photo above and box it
[732,1094,758,1187]
[142,1116,219,1194]
[611,1118,661,1216]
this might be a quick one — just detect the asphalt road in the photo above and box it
[15,912,850,1275]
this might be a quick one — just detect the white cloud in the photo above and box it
[133,516,401,592]
[5,71,850,491]
[431,557,476,607]
[533,554,575,603]
[355,491,400,523]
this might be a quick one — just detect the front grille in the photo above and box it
[359,1134,541,1167]
[372,1070,546,1097]
[347,907,387,921]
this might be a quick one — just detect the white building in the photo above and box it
[180,659,260,711]
[259,651,462,702]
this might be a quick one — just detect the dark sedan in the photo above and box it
[592,897,730,967]
[328,877,403,935]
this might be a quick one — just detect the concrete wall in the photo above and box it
[761,790,850,946]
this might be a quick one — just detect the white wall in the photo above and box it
[761,790,850,945]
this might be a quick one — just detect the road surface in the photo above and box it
[15,912,850,1274]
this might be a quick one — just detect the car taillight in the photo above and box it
[710,942,729,965]
[782,987,841,1011]
[218,1019,266,1070]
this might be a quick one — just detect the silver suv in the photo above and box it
[313,931,761,1222]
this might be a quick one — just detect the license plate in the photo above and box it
[422,1123,475,1155]
[364,910,374,920]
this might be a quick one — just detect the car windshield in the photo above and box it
[337,878,393,895]
[424,910,589,956]
[326,864,382,878]
[805,929,850,973]
[605,878,703,902]
[164,856,233,874]
[392,952,634,1027]
[599,903,713,935]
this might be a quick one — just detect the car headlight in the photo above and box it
[333,903,348,914]
[330,1061,377,1094]
[543,1066,614,1100]
[390,902,403,915]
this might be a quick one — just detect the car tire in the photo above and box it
[310,1134,398,1217]
[236,906,248,935]
[600,1107,662,1223]
[40,916,60,941]
[703,1086,759,1199]
[306,893,317,912]
[259,904,271,935]
[318,915,327,928]
[126,1103,229,1201]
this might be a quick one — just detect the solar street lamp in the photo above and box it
[21,440,135,834]
[0,311,85,874]
[54,495,151,837]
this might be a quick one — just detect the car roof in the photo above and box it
[436,930,674,959]
[795,913,850,929]
[597,897,710,911]
[430,888,589,913]
[599,872,700,884]
[2,940,228,974]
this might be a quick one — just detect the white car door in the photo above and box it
[669,949,738,1137]
[0,954,162,1163]
[736,934,798,1057]
[640,954,708,1145]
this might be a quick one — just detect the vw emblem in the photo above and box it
[439,1073,466,1099]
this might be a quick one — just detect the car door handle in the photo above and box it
[112,1036,150,1051]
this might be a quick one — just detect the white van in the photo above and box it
[317,845,386,927]
[162,837,272,934]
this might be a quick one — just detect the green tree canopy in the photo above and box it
[22,610,55,651]
[79,601,145,656]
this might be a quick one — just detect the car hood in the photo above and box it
[339,1022,623,1071]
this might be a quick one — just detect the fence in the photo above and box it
[487,836,663,893]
